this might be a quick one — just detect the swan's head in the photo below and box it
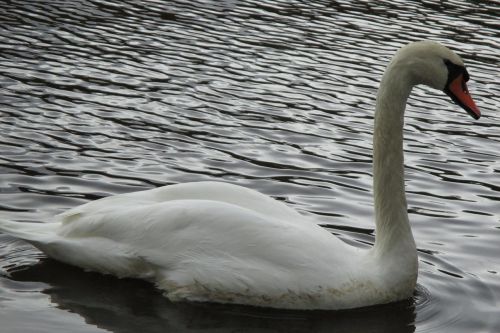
[394,41,481,119]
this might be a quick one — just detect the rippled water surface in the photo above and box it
[1,1,499,332]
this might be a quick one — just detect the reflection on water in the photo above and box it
[1,0,499,332]
[8,259,416,333]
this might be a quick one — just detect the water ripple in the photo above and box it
[1,0,499,332]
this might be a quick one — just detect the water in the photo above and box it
[0,0,499,332]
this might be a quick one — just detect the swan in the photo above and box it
[0,41,481,310]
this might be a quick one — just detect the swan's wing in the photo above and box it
[54,199,355,288]
[21,198,366,309]
[57,181,304,225]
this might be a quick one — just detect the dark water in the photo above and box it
[1,1,499,332]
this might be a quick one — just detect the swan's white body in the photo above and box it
[0,41,479,310]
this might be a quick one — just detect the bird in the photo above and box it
[0,41,481,310]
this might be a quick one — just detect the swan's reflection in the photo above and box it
[10,259,416,333]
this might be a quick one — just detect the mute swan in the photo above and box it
[0,41,481,310]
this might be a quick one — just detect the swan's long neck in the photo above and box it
[372,61,417,258]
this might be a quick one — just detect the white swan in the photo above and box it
[0,41,481,310]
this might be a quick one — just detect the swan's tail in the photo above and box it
[0,219,58,244]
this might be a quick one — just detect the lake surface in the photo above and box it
[1,0,499,332]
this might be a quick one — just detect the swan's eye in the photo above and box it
[443,59,468,83]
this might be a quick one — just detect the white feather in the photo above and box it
[0,41,474,310]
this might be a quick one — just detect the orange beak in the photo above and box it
[445,74,481,120]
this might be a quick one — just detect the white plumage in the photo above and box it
[0,41,480,310]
